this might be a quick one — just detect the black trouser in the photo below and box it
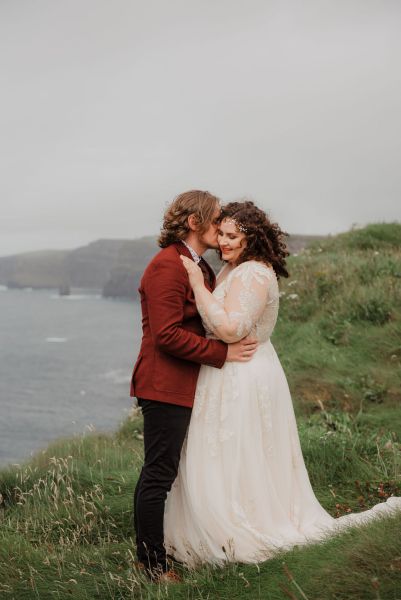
[133,398,192,573]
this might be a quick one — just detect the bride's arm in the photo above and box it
[181,257,271,343]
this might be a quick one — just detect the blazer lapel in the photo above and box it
[200,257,216,291]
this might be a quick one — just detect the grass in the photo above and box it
[1,412,400,599]
[274,222,401,415]
[1,223,401,599]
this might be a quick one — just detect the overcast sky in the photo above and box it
[1,0,400,256]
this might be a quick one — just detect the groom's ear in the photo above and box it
[187,213,199,231]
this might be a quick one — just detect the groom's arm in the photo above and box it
[144,258,228,368]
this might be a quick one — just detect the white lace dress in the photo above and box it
[164,260,401,566]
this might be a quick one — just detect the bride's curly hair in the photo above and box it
[219,201,290,278]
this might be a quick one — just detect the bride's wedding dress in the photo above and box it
[164,260,400,565]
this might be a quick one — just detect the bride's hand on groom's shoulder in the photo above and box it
[180,255,204,290]
[226,337,258,362]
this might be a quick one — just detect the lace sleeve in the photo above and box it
[196,262,274,343]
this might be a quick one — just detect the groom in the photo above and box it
[130,190,257,581]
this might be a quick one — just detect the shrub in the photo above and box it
[350,297,392,325]
[320,314,352,345]
[360,375,388,404]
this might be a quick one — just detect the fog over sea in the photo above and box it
[0,286,141,466]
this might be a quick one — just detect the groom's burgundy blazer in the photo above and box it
[130,241,228,407]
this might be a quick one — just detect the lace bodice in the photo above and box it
[198,260,279,343]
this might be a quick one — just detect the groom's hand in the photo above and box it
[226,337,258,362]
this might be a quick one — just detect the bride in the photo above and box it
[164,200,401,566]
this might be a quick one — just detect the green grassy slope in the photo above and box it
[0,223,400,599]
[273,222,401,415]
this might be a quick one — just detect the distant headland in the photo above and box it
[0,234,324,299]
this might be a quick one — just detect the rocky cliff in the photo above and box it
[0,234,323,299]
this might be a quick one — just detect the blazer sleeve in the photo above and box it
[144,257,228,368]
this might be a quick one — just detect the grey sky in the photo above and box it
[1,0,400,257]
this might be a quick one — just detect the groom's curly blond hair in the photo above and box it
[158,190,220,248]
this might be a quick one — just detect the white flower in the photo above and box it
[288,280,298,287]
[279,291,286,297]
[287,293,299,300]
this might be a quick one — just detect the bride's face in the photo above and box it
[217,218,247,264]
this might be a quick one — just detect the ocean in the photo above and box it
[0,286,141,466]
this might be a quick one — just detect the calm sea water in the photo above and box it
[0,286,141,466]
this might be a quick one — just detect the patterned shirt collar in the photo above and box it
[182,240,202,264]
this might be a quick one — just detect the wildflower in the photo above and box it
[287,293,299,300]
[288,280,298,287]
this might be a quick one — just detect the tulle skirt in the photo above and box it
[164,340,401,566]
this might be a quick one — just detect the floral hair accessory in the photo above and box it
[225,217,248,234]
